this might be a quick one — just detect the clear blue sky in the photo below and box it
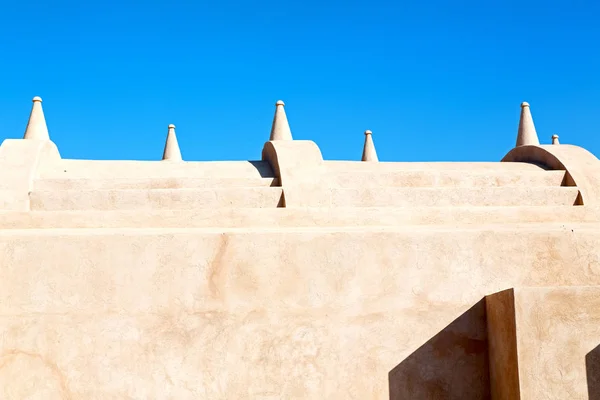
[0,0,598,162]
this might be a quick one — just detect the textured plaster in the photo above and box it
[503,144,600,205]
[0,108,599,398]
[0,139,60,210]
[486,289,520,399]
[1,227,600,398]
[487,287,600,399]
[1,207,600,230]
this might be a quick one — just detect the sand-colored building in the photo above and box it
[0,97,599,399]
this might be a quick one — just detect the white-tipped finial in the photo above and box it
[269,100,293,141]
[515,101,540,147]
[552,134,560,145]
[162,124,182,161]
[361,130,379,162]
[23,96,50,140]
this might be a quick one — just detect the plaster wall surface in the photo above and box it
[0,206,599,229]
[0,121,599,399]
[38,159,275,179]
[487,287,600,400]
[2,226,600,399]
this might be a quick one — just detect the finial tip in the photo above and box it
[364,130,372,135]
[276,100,285,106]
[32,96,42,103]
[168,124,176,129]
[521,101,530,108]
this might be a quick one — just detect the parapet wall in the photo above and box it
[0,97,599,399]
[0,137,592,213]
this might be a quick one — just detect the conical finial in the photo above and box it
[23,96,50,140]
[361,130,379,162]
[162,124,182,161]
[552,134,560,145]
[269,100,293,141]
[515,102,540,147]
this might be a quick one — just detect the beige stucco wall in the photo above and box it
[1,227,600,398]
[0,135,599,398]
[487,287,600,400]
[486,289,520,400]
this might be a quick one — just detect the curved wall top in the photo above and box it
[262,140,326,207]
[502,144,600,205]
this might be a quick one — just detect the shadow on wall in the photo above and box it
[587,344,600,400]
[248,160,276,179]
[388,299,490,400]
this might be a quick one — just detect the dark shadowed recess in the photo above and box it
[248,160,275,178]
[388,299,490,400]
[587,344,600,400]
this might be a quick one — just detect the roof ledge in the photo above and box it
[502,144,600,205]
